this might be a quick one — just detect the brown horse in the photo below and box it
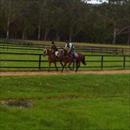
[43,48,63,71]
[59,49,86,72]
[43,48,86,72]
[58,49,74,71]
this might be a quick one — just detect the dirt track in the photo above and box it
[0,70,130,76]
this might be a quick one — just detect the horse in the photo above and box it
[58,48,74,72]
[59,49,86,72]
[43,48,86,72]
[43,48,63,71]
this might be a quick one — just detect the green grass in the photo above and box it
[0,74,130,130]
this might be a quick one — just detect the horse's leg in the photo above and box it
[64,61,68,71]
[60,61,64,70]
[62,62,67,72]
[48,62,51,71]
[54,62,58,71]
[73,58,76,70]
[77,62,80,71]
[75,62,78,72]
[68,61,73,70]
[75,61,80,72]
[71,58,75,70]
[63,61,67,70]
[68,57,75,70]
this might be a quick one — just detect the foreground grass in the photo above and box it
[0,74,130,130]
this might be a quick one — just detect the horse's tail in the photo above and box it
[82,55,86,65]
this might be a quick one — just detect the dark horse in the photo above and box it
[59,49,86,72]
[58,49,74,71]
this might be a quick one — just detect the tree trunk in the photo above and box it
[112,27,117,44]
[6,17,10,39]
[22,29,25,40]
[69,28,73,42]
[127,31,130,45]
[44,29,49,41]
[56,32,60,41]
[38,23,41,40]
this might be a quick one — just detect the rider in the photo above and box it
[64,41,75,57]
[51,41,59,57]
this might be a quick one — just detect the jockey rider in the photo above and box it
[51,41,59,57]
[65,41,75,57]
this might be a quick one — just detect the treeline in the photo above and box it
[0,0,130,45]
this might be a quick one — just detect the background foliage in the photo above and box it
[0,0,130,44]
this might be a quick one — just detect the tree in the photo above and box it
[0,0,20,39]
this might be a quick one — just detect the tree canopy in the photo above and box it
[0,0,130,45]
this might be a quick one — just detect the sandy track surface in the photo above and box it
[0,70,130,76]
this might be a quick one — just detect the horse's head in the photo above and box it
[43,48,50,55]
[43,48,47,55]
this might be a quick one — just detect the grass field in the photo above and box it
[0,74,130,130]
